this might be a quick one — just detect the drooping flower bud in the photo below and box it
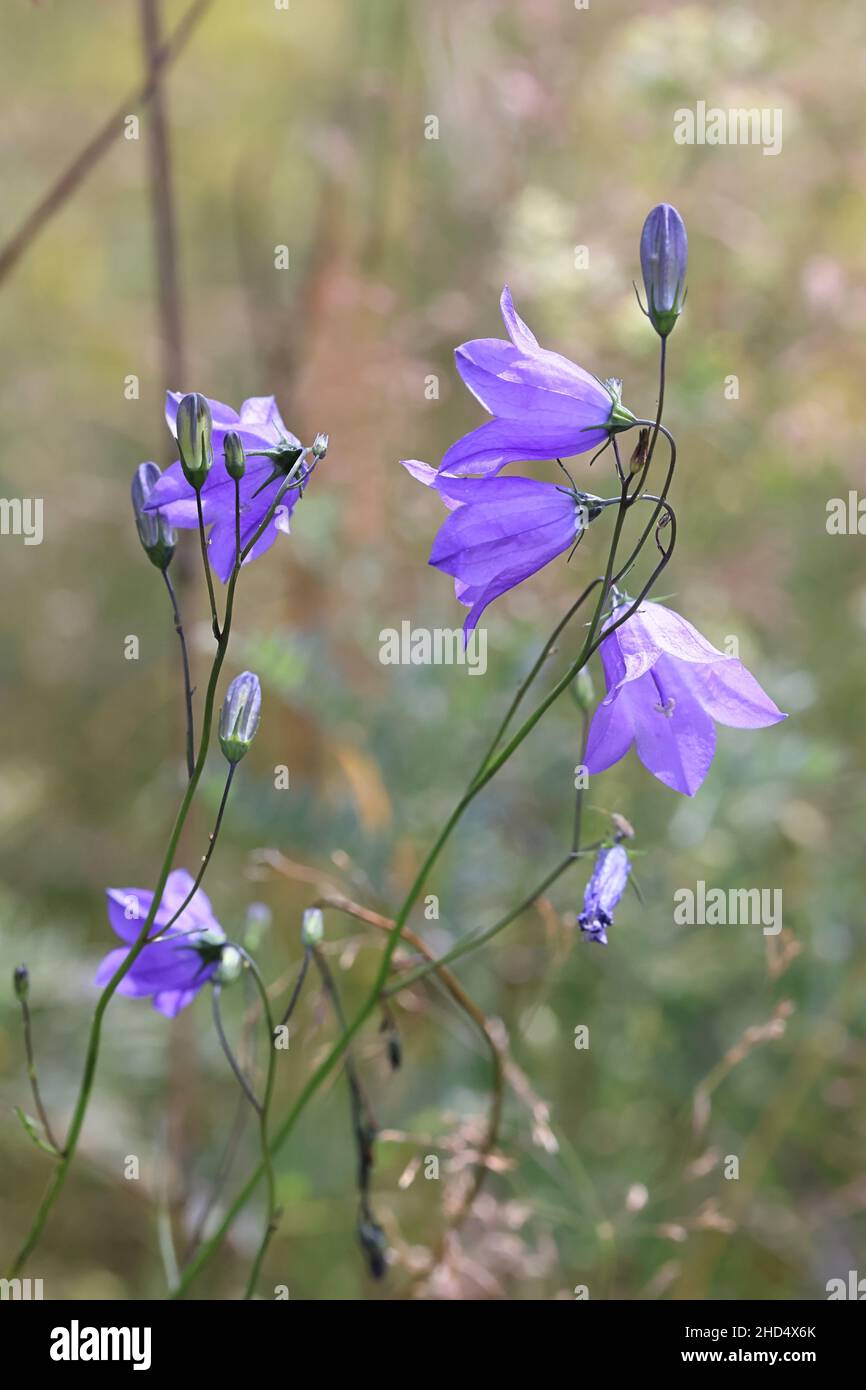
[176,392,214,489]
[218,671,262,764]
[301,907,324,947]
[639,203,688,338]
[214,944,244,985]
[311,433,329,460]
[579,843,631,945]
[131,462,176,570]
[13,964,29,1001]
[224,430,246,481]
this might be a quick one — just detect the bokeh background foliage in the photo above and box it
[1,0,864,1299]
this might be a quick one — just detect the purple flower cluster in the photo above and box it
[404,287,627,634]
[145,393,306,582]
[404,213,786,808]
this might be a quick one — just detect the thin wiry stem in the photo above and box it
[161,568,195,781]
[148,763,236,943]
[17,993,60,1155]
[239,953,280,1300]
[196,490,221,642]
[212,985,261,1114]
[279,947,312,1028]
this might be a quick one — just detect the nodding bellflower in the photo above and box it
[579,843,631,945]
[639,203,688,338]
[585,601,786,796]
[95,870,227,1018]
[144,393,308,583]
[131,462,176,571]
[438,287,634,478]
[403,459,604,635]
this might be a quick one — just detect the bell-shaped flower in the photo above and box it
[438,288,634,478]
[95,869,226,1017]
[585,601,786,796]
[403,460,593,634]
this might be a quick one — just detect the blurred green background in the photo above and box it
[1,0,864,1300]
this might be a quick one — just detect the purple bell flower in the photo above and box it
[95,869,226,1017]
[585,600,787,796]
[579,843,631,945]
[403,459,592,634]
[144,393,305,583]
[438,287,634,478]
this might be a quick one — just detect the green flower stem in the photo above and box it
[8,473,299,1279]
[470,576,602,782]
[148,763,236,943]
[196,487,221,641]
[161,566,196,781]
[239,954,279,1300]
[17,992,60,1156]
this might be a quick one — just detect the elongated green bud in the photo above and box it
[224,430,246,481]
[176,393,213,489]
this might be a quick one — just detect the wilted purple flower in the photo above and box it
[144,393,306,583]
[403,459,598,634]
[639,204,688,338]
[438,287,634,478]
[579,843,631,944]
[585,600,786,796]
[95,869,226,1017]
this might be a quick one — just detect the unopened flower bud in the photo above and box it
[224,430,246,482]
[218,671,262,764]
[311,433,329,460]
[131,462,176,570]
[301,907,324,947]
[176,392,213,489]
[640,203,688,338]
[13,964,29,1001]
[215,945,244,985]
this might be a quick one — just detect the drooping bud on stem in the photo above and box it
[639,203,688,338]
[176,392,214,489]
[13,964,29,1001]
[311,433,329,460]
[131,462,176,570]
[218,671,262,763]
